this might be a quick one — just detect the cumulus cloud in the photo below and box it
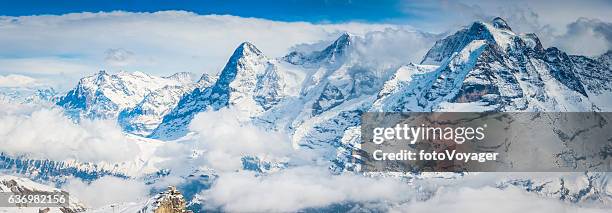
[500,10,611,56]
[0,105,141,163]
[0,74,38,87]
[176,109,478,212]
[554,18,611,56]
[199,166,413,212]
[150,107,363,212]
[62,176,149,208]
[199,169,611,212]
[290,28,440,72]
[354,29,440,67]
[186,108,294,172]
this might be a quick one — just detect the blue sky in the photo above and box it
[0,0,411,23]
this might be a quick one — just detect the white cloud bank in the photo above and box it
[153,108,415,212]
[200,170,610,212]
[62,176,149,208]
[0,105,141,163]
[180,109,409,212]
[553,18,611,56]
[200,166,413,212]
[182,108,295,172]
[0,11,399,88]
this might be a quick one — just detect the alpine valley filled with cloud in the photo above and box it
[0,1,611,212]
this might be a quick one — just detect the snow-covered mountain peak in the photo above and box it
[129,70,149,77]
[163,72,198,85]
[519,33,544,51]
[235,41,264,58]
[416,19,606,111]
[421,17,518,65]
[206,42,268,88]
[57,71,197,119]
[328,32,353,52]
[216,42,269,91]
[150,41,295,139]
[283,32,354,66]
[492,17,512,30]
[473,18,517,50]
[321,32,353,62]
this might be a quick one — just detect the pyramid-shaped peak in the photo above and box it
[492,17,512,31]
[333,32,353,48]
[236,41,263,56]
[339,32,353,39]
[317,32,353,61]
[281,32,354,65]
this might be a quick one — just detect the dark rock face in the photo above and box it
[542,47,588,96]
[570,53,612,96]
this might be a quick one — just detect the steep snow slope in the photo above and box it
[371,63,439,112]
[118,74,215,136]
[420,17,514,65]
[153,20,609,157]
[332,19,611,174]
[151,42,302,139]
[275,33,399,151]
[379,18,600,112]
